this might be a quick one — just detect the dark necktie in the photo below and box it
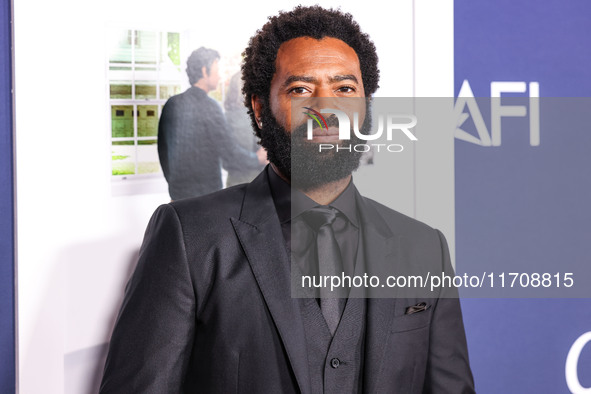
[303,206,347,335]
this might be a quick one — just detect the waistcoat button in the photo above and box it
[330,358,340,369]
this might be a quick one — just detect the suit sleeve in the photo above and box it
[423,230,475,394]
[158,99,182,181]
[100,204,195,393]
[157,101,173,182]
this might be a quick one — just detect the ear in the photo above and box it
[201,65,208,79]
[251,95,263,129]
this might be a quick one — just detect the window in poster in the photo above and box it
[108,29,182,179]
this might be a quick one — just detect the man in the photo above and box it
[101,6,475,393]
[157,47,266,200]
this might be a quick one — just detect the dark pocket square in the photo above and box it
[405,302,430,315]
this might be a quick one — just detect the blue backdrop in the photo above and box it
[455,0,591,392]
[0,0,15,391]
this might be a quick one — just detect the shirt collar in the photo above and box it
[267,165,359,227]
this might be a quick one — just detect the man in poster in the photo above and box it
[158,47,265,200]
[100,6,474,393]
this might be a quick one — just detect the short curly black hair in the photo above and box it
[186,47,220,86]
[241,5,380,138]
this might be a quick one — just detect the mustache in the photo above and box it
[292,113,373,140]
[292,115,341,136]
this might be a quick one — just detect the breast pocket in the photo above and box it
[390,307,432,333]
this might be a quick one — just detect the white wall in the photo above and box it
[13,0,453,392]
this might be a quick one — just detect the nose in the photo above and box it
[309,92,339,113]
[313,84,336,98]
[312,84,338,100]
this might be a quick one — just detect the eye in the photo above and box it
[337,85,356,94]
[288,86,311,95]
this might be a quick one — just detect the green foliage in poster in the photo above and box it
[168,33,180,66]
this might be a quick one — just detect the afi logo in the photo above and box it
[565,331,591,393]
[454,80,540,146]
[304,108,418,141]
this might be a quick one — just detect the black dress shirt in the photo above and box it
[267,166,360,282]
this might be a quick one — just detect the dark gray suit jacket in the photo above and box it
[100,169,475,393]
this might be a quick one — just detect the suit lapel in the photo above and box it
[231,170,311,394]
[355,193,399,394]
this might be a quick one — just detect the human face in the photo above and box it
[253,37,370,189]
[262,36,366,136]
[206,59,220,92]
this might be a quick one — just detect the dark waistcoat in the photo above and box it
[298,232,367,394]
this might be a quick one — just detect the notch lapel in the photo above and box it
[230,170,311,394]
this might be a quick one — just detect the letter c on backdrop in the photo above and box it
[566,331,591,393]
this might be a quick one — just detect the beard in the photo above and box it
[258,101,372,191]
